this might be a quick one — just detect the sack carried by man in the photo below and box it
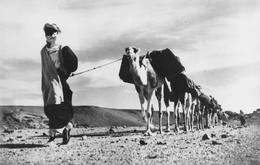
[60,46,78,78]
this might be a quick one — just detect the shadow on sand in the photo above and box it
[32,129,145,138]
[0,143,46,149]
[73,129,145,138]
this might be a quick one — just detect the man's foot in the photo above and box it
[48,136,55,142]
[44,136,56,147]
[45,141,57,147]
[62,128,71,144]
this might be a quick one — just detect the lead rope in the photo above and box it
[70,57,123,77]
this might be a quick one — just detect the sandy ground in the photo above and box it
[1,124,260,165]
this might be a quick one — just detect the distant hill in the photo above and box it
[224,111,240,119]
[1,106,258,130]
[224,109,260,126]
[0,106,46,130]
[0,105,175,130]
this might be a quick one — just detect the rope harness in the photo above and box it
[70,58,122,77]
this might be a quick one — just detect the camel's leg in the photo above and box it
[205,107,207,129]
[200,107,203,129]
[202,106,206,130]
[187,93,192,131]
[183,92,190,132]
[190,103,195,132]
[190,97,196,131]
[150,105,154,129]
[164,81,171,132]
[201,111,204,129]
[215,113,218,126]
[195,101,199,130]
[155,87,163,134]
[214,112,218,126]
[214,113,217,126]
[197,101,201,130]
[177,104,180,130]
[194,104,199,130]
[194,111,197,130]
[165,104,171,132]
[198,111,202,130]
[183,101,187,132]
[198,112,200,130]
[197,112,200,130]
[215,112,219,126]
[144,92,156,136]
[138,93,147,122]
[210,112,213,127]
[210,109,213,128]
[175,101,181,133]
[158,101,163,134]
[211,112,214,127]
[207,109,211,128]
[214,112,216,126]
[206,107,211,129]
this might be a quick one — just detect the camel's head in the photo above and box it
[125,46,141,61]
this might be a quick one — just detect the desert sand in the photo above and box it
[0,106,260,165]
[1,124,260,165]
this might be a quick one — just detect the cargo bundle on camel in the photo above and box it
[119,47,185,84]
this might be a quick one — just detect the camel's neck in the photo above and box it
[128,57,141,71]
[128,57,148,86]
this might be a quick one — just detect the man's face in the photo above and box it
[44,27,58,44]
[45,32,57,44]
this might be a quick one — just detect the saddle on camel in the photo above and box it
[119,48,185,84]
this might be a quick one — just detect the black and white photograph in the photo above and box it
[0,0,260,164]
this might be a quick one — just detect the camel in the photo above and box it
[125,46,167,135]
[163,73,199,132]
[209,96,221,127]
[195,94,221,130]
[122,47,190,134]
[198,93,208,129]
[198,93,216,129]
[196,93,207,130]
[194,98,202,130]
[175,92,197,132]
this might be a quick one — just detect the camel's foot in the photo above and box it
[165,127,171,133]
[144,129,156,136]
[190,129,195,133]
[184,126,189,132]
[158,129,165,135]
[174,125,179,132]
[142,115,148,122]
[150,123,155,130]
[205,125,211,129]
[165,129,171,133]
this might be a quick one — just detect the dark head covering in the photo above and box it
[43,23,61,36]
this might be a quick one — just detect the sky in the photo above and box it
[0,0,259,113]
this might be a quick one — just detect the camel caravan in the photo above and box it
[119,46,224,135]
